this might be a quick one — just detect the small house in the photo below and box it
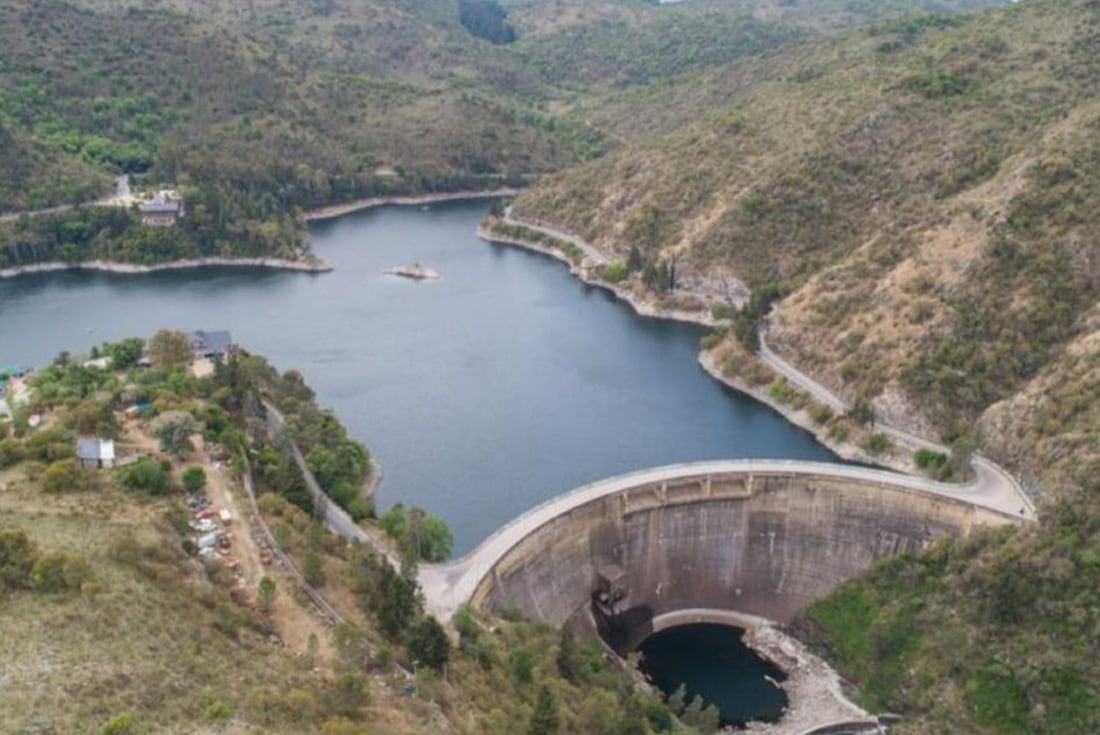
[189,330,234,359]
[140,192,184,227]
[76,438,116,469]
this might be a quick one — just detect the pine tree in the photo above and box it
[555,627,580,682]
[528,684,560,735]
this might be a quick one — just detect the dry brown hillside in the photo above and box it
[512,0,1100,502]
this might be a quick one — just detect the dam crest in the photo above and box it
[419,460,1019,633]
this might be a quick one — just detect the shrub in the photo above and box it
[769,378,801,405]
[914,448,948,471]
[601,260,629,284]
[99,714,138,735]
[865,433,895,455]
[347,497,374,521]
[710,301,739,321]
[809,402,834,425]
[205,698,233,721]
[117,456,171,494]
[182,465,206,493]
[29,551,92,592]
[302,548,325,587]
[909,71,974,98]
[42,458,101,493]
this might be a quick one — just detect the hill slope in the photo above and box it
[512,0,1100,502]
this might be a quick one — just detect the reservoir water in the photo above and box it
[0,199,836,554]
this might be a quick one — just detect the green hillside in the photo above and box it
[0,0,1005,268]
[0,339,689,734]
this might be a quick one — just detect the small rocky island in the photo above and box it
[384,263,441,280]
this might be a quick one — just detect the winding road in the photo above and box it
[757,325,1035,519]
[499,207,608,265]
[0,175,133,223]
[263,401,399,567]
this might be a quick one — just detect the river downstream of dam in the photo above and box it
[0,199,837,554]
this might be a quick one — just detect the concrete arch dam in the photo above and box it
[419,460,1020,642]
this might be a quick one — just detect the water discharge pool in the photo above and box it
[638,623,789,727]
[0,199,838,554]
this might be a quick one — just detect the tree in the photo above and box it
[326,672,370,718]
[376,564,419,639]
[182,465,206,493]
[414,513,453,563]
[940,433,980,482]
[556,627,580,682]
[103,338,144,369]
[511,648,534,686]
[66,399,116,437]
[528,684,560,735]
[152,411,199,457]
[458,0,516,44]
[680,695,720,734]
[302,547,325,587]
[258,575,277,612]
[406,616,450,671]
[615,695,650,735]
[667,683,687,714]
[148,329,193,366]
[0,527,38,591]
[379,505,407,538]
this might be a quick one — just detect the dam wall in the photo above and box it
[467,466,1016,634]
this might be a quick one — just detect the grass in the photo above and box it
[0,469,321,734]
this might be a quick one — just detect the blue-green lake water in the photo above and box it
[0,199,837,554]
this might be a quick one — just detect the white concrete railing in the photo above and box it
[418,458,1024,620]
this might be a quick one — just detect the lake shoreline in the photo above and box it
[477,225,717,328]
[304,188,524,222]
[478,221,925,477]
[0,256,332,279]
